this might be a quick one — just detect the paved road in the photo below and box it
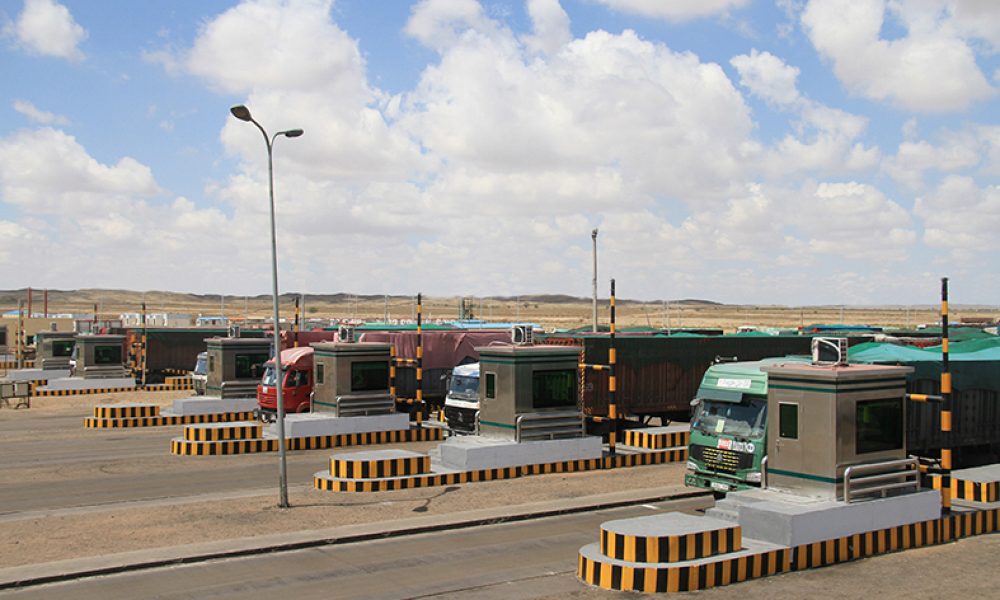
[0,496,712,600]
[0,410,401,516]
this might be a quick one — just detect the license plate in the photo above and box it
[710,482,730,492]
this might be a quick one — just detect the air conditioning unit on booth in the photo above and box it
[812,337,848,366]
[511,325,533,346]
[338,325,356,343]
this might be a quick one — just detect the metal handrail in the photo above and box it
[843,457,919,503]
[760,455,768,488]
[515,410,584,442]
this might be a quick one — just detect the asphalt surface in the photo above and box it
[0,496,712,600]
[0,411,436,517]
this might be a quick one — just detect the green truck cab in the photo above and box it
[684,358,805,494]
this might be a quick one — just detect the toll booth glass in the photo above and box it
[779,403,798,439]
[52,341,74,357]
[351,361,389,391]
[856,399,903,454]
[485,372,496,399]
[94,345,122,365]
[315,363,325,385]
[235,353,269,379]
[532,369,577,409]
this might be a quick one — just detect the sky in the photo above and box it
[0,0,998,306]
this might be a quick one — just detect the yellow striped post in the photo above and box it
[608,278,617,458]
[940,277,951,511]
[416,293,423,427]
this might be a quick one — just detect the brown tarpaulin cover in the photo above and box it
[359,331,511,369]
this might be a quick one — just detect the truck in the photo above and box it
[683,358,799,494]
[443,362,480,432]
[192,351,208,395]
[685,340,1000,494]
[256,346,314,420]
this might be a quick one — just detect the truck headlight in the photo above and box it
[686,460,698,472]
[746,471,762,483]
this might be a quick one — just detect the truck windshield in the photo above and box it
[261,366,277,386]
[194,354,207,376]
[692,397,768,439]
[449,375,479,398]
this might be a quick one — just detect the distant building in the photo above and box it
[120,313,193,327]
[196,315,230,327]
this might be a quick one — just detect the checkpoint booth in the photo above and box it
[73,335,129,379]
[476,344,585,442]
[35,331,76,371]
[762,361,915,501]
[205,337,272,399]
[310,341,395,417]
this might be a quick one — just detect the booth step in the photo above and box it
[330,450,431,479]
[183,421,263,442]
[599,513,742,563]
[578,539,790,594]
[93,403,160,419]
[624,426,691,450]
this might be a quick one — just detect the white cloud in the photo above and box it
[730,49,801,107]
[916,176,1000,258]
[12,99,69,125]
[0,128,159,214]
[8,0,86,62]
[522,0,571,56]
[802,0,995,111]
[594,0,750,22]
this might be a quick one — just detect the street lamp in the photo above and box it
[230,104,303,508]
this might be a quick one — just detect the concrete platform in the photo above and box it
[165,396,258,416]
[2,368,67,382]
[330,449,430,479]
[438,435,603,471]
[711,488,942,547]
[38,377,135,392]
[274,412,410,439]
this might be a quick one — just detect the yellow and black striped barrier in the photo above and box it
[929,474,1000,504]
[183,422,262,442]
[314,446,688,492]
[171,426,444,456]
[93,404,159,419]
[84,411,256,429]
[579,545,791,593]
[624,429,690,450]
[331,454,431,479]
[143,380,194,392]
[600,523,740,563]
[578,507,1000,593]
[36,386,137,397]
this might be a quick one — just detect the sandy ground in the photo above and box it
[0,394,690,568]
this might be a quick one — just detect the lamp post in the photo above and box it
[230,104,303,508]
[592,228,598,333]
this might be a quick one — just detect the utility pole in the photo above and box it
[592,228,598,332]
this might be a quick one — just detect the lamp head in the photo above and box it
[282,129,304,138]
[230,105,252,122]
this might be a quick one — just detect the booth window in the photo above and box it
[779,403,798,439]
[235,353,270,379]
[485,372,496,400]
[208,355,216,374]
[351,361,389,391]
[52,340,74,357]
[94,345,122,365]
[856,398,903,454]
[532,369,577,409]
[315,363,325,385]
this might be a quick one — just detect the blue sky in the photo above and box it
[0,0,997,305]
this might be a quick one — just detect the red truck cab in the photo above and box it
[257,346,314,420]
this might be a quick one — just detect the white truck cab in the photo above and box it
[444,362,480,433]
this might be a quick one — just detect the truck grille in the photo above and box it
[690,444,753,474]
[445,406,477,432]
